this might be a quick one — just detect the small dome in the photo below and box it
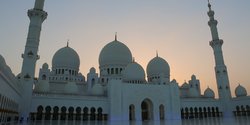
[181,82,189,89]
[146,56,170,78]
[65,82,78,94]
[42,63,49,69]
[99,40,132,67]
[191,75,196,80]
[235,84,247,97]
[204,87,215,98]
[123,62,145,83]
[34,80,50,92]
[171,79,177,83]
[52,46,80,70]
[89,67,96,74]
[92,83,104,95]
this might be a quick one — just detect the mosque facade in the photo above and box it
[0,0,250,123]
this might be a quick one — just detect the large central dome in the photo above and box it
[52,46,80,70]
[99,40,132,67]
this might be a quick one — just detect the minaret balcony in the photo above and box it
[208,20,218,26]
[28,9,47,21]
[209,39,223,47]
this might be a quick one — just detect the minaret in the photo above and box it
[207,1,232,115]
[20,0,47,121]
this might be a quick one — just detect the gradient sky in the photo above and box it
[0,0,249,97]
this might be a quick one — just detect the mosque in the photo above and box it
[0,0,250,123]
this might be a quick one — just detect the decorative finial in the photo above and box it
[208,0,212,10]
[132,57,135,63]
[115,32,117,41]
[67,39,69,47]
[156,50,158,57]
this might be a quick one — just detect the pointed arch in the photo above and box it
[129,104,135,121]
[141,98,153,121]
[159,104,165,120]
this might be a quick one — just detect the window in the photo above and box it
[111,68,114,74]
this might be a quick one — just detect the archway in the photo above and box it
[90,107,96,120]
[36,105,43,120]
[83,107,88,121]
[97,107,103,121]
[60,106,67,120]
[45,106,51,120]
[52,106,59,120]
[159,104,164,120]
[75,107,81,120]
[68,107,74,120]
[141,99,153,121]
[129,104,135,121]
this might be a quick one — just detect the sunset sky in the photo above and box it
[0,0,249,97]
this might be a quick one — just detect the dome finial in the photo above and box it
[115,32,117,41]
[67,39,69,47]
[132,57,135,63]
[208,0,212,11]
[156,50,158,57]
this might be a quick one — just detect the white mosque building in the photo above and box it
[0,0,250,123]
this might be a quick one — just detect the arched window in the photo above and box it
[111,68,114,74]
[203,107,207,117]
[246,105,250,116]
[215,107,220,117]
[159,104,165,120]
[69,70,72,75]
[241,105,246,116]
[75,107,81,120]
[181,108,184,119]
[129,105,135,121]
[189,107,194,118]
[90,107,96,120]
[207,107,211,117]
[52,106,59,120]
[60,106,67,120]
[45,106,51,120]
[91,78,95,87]
[42,74,46,80]
[36,105,43,120]
[185,107,189,119]
[83,107,89,121]
[194,107,198,118]
[97,107,103,121]
[68,107,74,120]
[107,69,110,74]
[199,107,203,118]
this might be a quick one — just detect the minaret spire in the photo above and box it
[207,0,211,10]
[34,0,45,10]
[207,1,232,116]
[20,0,47,121]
